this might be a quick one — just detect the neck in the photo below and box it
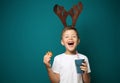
[65,50,77,55]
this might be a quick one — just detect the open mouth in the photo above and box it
[68,42,74,45]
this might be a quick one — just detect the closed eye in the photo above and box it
[72,35,77,38]
[65,36,69,38]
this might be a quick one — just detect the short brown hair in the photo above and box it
[61,26,80,39]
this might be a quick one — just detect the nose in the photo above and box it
[69,36,73,40]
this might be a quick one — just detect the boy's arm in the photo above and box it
[46,67,60,83]
[82,73,90,83]
[43,52,60,83]
[80,61,91,83]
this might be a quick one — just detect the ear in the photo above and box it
[61,40,64,46]
[77,39,80,45]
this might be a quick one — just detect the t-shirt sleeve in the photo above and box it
[52,57,60,74]
[85,56,91,73]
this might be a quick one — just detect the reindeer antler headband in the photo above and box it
[53,2,83,28]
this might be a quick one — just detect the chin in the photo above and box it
[65,44,77,52]
[68,48,76,52]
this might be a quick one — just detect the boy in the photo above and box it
[43,26,91,83]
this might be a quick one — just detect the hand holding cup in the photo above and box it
[80,60,88,73]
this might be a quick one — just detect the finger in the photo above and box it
[80,66,88,71]
[44,55,51,62]
[45,56,51,61]
[80,66,87,69]
[44,58,51,64]
[82,62,87,66]
[80,68,87,71]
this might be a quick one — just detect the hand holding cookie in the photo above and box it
[43,51,53,68]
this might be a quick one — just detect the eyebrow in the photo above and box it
[64,34,77,35]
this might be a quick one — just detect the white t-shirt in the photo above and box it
[52,53,91,83]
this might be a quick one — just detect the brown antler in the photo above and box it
[53,4,68,27]
[53,2,83,28]
[69,2,83,27]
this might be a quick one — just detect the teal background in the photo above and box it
[0,0,120,83]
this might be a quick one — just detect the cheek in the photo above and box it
[75,39,79,44]
[62,38,67,42]
[74,38,78,42]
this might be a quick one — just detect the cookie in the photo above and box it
[46,51,52,56]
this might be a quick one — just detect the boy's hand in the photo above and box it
[43,51,53,68]
[80,61,88,73]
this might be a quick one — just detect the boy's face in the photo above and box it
[61,30,80,53]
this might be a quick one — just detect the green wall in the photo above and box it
[0,0,120,83]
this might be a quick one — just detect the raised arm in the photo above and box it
[43,52,60,83]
